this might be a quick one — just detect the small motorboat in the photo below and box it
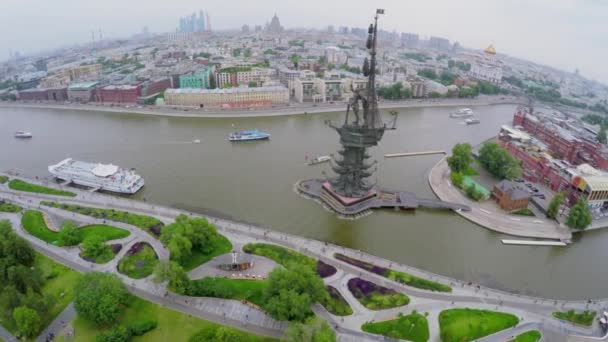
[14,131,33,138]
[308,155,331,165]
[192,139,201,144]
[465,117,480,125]
[450,108,474,118]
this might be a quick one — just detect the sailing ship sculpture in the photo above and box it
[295,9,470,219]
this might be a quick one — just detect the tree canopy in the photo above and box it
[160,214,222,265]
[547,192,565,219]
[74,272,129,325]
[377,82,411,100]
[285,318,337,342]
[478,142,522,180]
[58,221,81,246]
[566,198,592,230]
[13,306,40,338]
[263,264,328,322]
[447,143,473,173]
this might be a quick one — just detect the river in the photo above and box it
[1,104,605,300]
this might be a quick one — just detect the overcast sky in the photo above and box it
[2,0,607,84]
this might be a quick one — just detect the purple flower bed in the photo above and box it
[110,244,123,254]
[316,260,337,278]
[327,285,345,300]
[335,253,388,276]
[347,277,395,298]
[127,242,146,256]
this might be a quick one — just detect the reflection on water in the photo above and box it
[1,105,607,299]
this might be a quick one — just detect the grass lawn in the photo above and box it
[41,201,164,237]
[508,330,542,342]
[439,308,519,342]
[21,210,59,244]
[0,175,8,183]
[21,211,128,246]
[553,310,596,327]
[335,253,452,292]
[512,208,535,216]
[0,252,82,338]
[362,311,429,342]
[321,286,353,316]
[55,295,277,342]
[35,253,82,333]
[8,179,75,197]
[180,233,232,271]
[118,243,159,279]
[243,242,316,270]
[0,201,21,213]
[186,277,268,307]
[79,224,130,242]
[359,292,410,310]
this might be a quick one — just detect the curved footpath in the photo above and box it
[0,96,523,119]
[428,156,572,240]
[1,175,607,341]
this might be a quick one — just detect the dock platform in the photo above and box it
[501,239,567,246]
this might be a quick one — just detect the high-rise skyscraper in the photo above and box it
[177,11,209,33]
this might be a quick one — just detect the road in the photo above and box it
[1,175,607,341]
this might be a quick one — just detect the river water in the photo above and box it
[1,105,605,300]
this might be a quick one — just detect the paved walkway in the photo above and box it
[36,303,76,342]
[428,157,572,240]
[2,175,608,341]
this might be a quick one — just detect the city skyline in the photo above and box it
[1,0,607,83]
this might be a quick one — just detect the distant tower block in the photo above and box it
[206,13,211,32]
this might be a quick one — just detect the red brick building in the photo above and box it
[492,180,531,211]
[140,78,171,98]
[513,106,608,170]
[18,88,49,101]
[47,88,68,101]
[98,84,141,103]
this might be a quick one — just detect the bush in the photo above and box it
[96,326,131,342]
[128,319,158,336]
[465,184,484,201]
[8,179,75,197]
[450,172,464,188]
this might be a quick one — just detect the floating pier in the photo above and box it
[384,150,446,158]
[501,239,567,247]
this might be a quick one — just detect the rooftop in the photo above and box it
[68,81,99,90]
[495,180,531,201]
[166,86,288,95]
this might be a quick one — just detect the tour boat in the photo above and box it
[228,130,270,142]
[308,155,331,165]
[48,158,144,194]
[14,131,33,138]
[465,117,480,125]
[450,108,474,118]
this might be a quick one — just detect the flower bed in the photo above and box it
[243,243,336,278]
[320,286,352,316]
[0,201,22,213]
[347,277,409,310]
[335,253,451,292]
[118,242,159,279]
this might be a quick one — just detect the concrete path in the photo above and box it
[36,303,76,342]
[0,324,17,342]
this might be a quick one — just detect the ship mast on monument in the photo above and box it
[295,9,469,219]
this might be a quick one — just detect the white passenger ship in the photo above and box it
[48,158,144,194]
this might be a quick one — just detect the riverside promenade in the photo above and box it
[428,156,573,241]
[0,95,522,119]
[1,174,606,341]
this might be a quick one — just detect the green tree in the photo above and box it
[418,69,437,80]
[447,59,455,69]
[214,327,245,342]
[160,214,222,264]
[263,264,328,321]
[478,142,522,180]
[232,48,242,57]
[547,192,565,219]
[153,260,189,293]
[290,54,302,69]
[598,129,607,144]
[447,143,473,173]
[81,235,110,259]
[566,198,593,230]
[74,272,128,325]
[12,306,40,338]
[285,318,336,342]
[248,81,258,88]
[96,326,131,342]
[58,221,81,246]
